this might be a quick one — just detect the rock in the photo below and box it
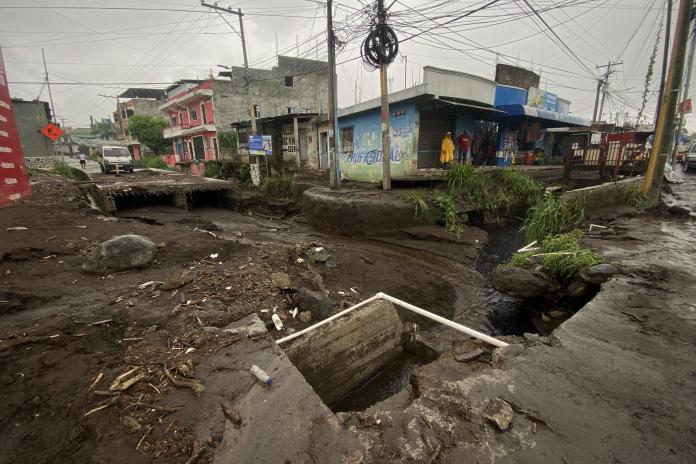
[121,416,142,433]
[581,263,619,285]
[565,278,591,298]
[270,272,292,289]
[483,398,514,431]
[296,288,335,319]
[491,344,524,367]
[454,348,485,363]
[298,311,313,323]
[547,309,570,319]
[491,267,551,299]
[306,246,330,263]
[82,235,156,274]
[161,269,193,290]
[667,205,691,216]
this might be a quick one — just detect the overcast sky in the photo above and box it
[1,0,693,131]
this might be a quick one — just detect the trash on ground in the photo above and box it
[250,365,272,386]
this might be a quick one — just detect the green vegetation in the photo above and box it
[127,115,169,155]
[503,229,602,283]
[204,161,222,178]
[260,176,294,196]
[218,131,237,149]
[498,169,543,205]
[52,161,77,179]
[625,186,648,210]
[522,193,585,243]
[402,191,433,221]
[133,156,170,170]
[434,192,466,236]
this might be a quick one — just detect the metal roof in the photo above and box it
[117,88,166,100]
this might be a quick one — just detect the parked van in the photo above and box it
[98,146,133,173]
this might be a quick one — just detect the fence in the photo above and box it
[565,134,647,179]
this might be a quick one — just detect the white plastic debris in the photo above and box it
[350,288,358,294]
[6,227,27,231]
[314,247,324,253]
[185,347,196,354]
[250,365,272,385]
[338,291,346,296]
[225,286,232,290]
[291,307,298,318]
[296,258,305,264]
[138,281,155,290]
[210,253,219,259]
[271,314,284,330]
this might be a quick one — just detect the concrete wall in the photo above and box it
[283,299,404,405]
[12,100,54,158]
[559,176,644,210]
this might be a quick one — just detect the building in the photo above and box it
[11,98,54,159]
[337,66,504,182]
[160,56,328,175]
[113,88,166,159]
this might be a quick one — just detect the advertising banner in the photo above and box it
[0,45,31,206]
[249,135,272,156]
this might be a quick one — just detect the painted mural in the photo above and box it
[338,101,418,182]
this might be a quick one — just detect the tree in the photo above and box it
[91,120,115,140]
[128,115,169,156]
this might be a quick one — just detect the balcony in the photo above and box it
[159,87,214,111]
[163,123,217,139]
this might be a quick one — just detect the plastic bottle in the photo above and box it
[250,365,272,385]
[271,313,283,330]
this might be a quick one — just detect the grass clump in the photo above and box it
[403,191,434,221]
[503,229,601,283]
[522,193,585,243]
[625,186,648,210]
[498,169,543,205]
[260,176,294,196]
[434,192,467,237]
[133,156,170,170]
[52,161,76,179]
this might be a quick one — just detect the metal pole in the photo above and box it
[378,0,391,190]
[404,54,407,90]
[327,0,340,188]
[41,48,62,162]
[671,22,695,165]
[656,0,673,123]
[643,0,692,205]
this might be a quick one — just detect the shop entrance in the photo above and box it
[417,111,454,169]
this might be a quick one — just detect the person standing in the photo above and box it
[78,152,86,170]
[440,132,455,167]
[456,131,471,164]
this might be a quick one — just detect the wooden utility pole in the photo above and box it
[200,2,256,134]
[593,61,622,123]
[41,48,63,162]
[378,0,391,190]
[327,0,340,188]
[656,0,673,122]
[671,20,695,165]
[643,0,693,205]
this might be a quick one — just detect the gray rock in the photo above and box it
[581,263,619,285]
[565,278,591,298]
[298,311,313,323]
[491,344,524,367]
[491,267,551,299]
[296,288,335,320]
[270,272,292,289]
[82,235,156,274]
[483,398,514,431]
[161,269,192,290]
[454,348,485,363]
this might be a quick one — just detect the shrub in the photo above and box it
[133,156,169,170]
[522,193,585,243]
[498,169,543,205]
[434,192,467,237]
[402,191,433,221]
[52,161,76,179]
[260,176,294,196]
[204,161,221,178]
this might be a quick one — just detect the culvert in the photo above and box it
[280,293,506,412]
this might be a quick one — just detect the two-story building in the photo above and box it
[160,56,328,175]
[113,88,166,159]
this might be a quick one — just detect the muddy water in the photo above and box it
[478,222,537,336]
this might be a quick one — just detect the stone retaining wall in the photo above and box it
[24,156,60,169]
[559,176,643,210]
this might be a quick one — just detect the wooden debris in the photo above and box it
[89,319,113,326]
[87,372,103,391]
[109,367,146,392]
[163,362,205,397]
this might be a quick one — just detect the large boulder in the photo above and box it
[82,235,156,274]
[491,267,551,299]
[581,263,618,285]
[295,287,335,320]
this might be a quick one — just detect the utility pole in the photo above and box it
[403,54,408,90]
[378,0,391,190]
[200,2,256,134]
[643,0,693,205]
[326,0,340,188]
[593,61,622,124]
[656,0,673,123]
[671,20,695,165]
[41,48,62,162]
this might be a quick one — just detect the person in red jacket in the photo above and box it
[456,131,471,164]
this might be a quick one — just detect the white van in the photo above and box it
[98,146,133,173]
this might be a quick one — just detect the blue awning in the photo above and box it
[496,104,590,127]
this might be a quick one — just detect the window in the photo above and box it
[171,116,177,126]
[340,126,354,153]
[284,76,293,87]
[178,112,183,124]
[285,107,294,114]
[200,103,207,124]
[253,104,261,118]
[303,108,312,114]
[189,107,197,121]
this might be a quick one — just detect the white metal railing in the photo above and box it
[276,292,508,348]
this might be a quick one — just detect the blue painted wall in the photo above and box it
[494,85,528,106]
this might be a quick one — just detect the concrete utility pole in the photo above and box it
[200,2,256,134]
[671,20,695,165]
[41,48,63,162]
[656,0,674,123]
[643,0,693,206]
[326,0,340,188]
[593,61,622,123]
[378,0,391,190]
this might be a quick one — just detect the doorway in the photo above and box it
[192,136,205,160]
[299,128,308,161]
[417,110,455,169]
[320,131,329,169]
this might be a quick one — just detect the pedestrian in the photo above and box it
[456,131,471,164]
[78,152,86,169]
[440,132,455,167]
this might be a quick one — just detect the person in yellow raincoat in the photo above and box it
[440,131,455,166]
